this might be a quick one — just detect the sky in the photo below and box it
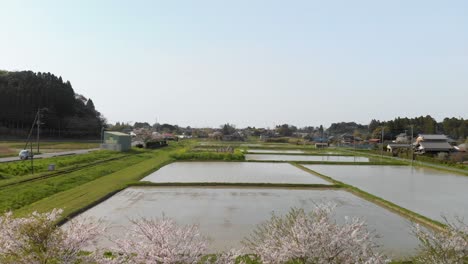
[1,0,467,128]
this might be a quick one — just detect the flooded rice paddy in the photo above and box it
[306,165,468,222]
[245,154,369,162]
[76,187,419,258]
[142,162,330,185]
[246,149,305,154]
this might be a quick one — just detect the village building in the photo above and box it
[413,134,453,154]
[101,131,131,151]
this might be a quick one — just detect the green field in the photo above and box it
[0,143,180,218]
[0,141,100,158]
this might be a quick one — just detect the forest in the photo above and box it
[0,70,105,138]
[328,116,467,141]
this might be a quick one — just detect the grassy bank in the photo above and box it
[14,147,177,221]
[0,150,129,178]
[0,152,158,212]
[171,148,245,161]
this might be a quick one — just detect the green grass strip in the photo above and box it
[14,149,176,222]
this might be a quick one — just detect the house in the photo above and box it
[315,142,328,148]
[387,143,410,156]
[101,131,131,151]
[413,134,453,154]
[340,134,354,144]
[394,133,409,143]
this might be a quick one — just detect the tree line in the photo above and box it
[0,70,105,138]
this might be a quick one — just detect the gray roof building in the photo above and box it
[414,134,453,154]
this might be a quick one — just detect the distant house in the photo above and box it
[315,142,329,148]
[387,143,410,156]
[101,131,131,151]
[222,132,245,141]
[340,134,354,144]
[163,133,177,141]
[414,134,453,154]
[368,138,380,144]
[339,134,362,145]
[394,133,409,143]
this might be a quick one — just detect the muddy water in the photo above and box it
[75,187,419,258]
[141,162,330,185]
[246,154,369,162]
[306,165,468,222]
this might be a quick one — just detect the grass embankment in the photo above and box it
[13,146,176,221]
[291,163,446,232]
[0,150,127,178]
[171,148,245,161]
[0,151,158,213]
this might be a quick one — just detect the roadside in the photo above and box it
[0,148,100,163]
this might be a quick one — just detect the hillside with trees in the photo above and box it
[0,70,105,138]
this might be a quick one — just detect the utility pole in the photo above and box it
[36,108,41,153]
[381,127,384,159]
[410,125,414,163]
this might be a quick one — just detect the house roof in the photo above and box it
[106,131,130,136]
[387,143,410,148]
[419,134,448,141]
[419,141,453,151]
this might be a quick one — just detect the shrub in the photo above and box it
[0,209,102,264]
[171,149,245,161]
[243,205,388,264]
[412,217,468,264]
[104,217,208,264]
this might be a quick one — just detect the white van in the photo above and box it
[19,150,33,160]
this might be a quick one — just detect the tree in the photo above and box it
[0,209,102,264]
[372,127,390,140]
[412,218,468,264]
[86,98,96,111]
[107,217,208,264]
[133,122,151,129]
[276,124,295,137]
[221,123,236,135]
[243,205,387,264]
[0,70,105,138]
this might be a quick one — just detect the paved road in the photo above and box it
[0,148,100,163]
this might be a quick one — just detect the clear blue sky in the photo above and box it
[1,0,467,128]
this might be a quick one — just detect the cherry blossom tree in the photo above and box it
[0,209,102,264]
[242,205,388,264]
[412,217,468,264]
[103,217,208,264]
